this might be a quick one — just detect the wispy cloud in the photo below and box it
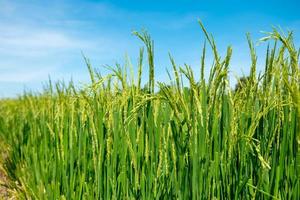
[0,66,55,82]
[0,19,94,83]
[0,25,90,57]
[0,1,135,87]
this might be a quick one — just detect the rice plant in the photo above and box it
[0,21,299,199]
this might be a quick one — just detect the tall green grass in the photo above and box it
[0,22,299,199]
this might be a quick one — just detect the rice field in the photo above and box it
[0,22,299,199]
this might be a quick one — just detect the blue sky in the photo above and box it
[0,0,300,97]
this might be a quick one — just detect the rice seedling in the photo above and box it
[0,22,299,199]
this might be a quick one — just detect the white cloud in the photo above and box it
[0,66,55,82]
[0,23,92,57]
[0,21,94,85]
[1,31,79,49]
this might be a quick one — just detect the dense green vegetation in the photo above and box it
[0,22,299,199]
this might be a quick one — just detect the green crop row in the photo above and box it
[0,22,299,199]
